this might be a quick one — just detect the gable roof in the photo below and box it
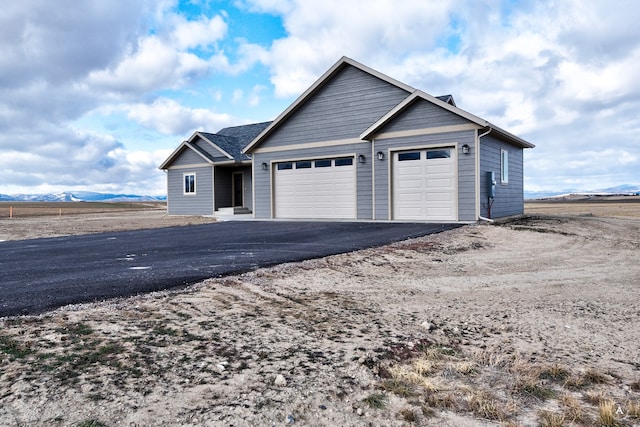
[202,121,272,161]
[242,56,415,154]
[435,94,456,106]
[361,90,535,148]
[243,56,533,152]
[159,121,271,169]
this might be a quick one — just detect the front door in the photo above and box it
[232,172,243,207]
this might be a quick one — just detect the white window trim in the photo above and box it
[183,172,196,195]
[501,150,509,184]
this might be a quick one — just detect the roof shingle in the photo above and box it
[200,121,271,162]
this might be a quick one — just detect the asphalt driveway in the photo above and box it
[0,221,461,316]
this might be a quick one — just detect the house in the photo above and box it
[159,121,270,215]
[160,56,534,221]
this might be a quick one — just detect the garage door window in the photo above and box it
[335,157,353,166]
[426,149,451,159]
[315,159,331,168]
[296,161,312,169]
[277,162,293,170]
[398,152,421,161]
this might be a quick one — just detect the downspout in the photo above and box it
[478,126,493,221]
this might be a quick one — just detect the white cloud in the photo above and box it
[248,0,456,97]
[248,85,266,107]
[0,2,260,195]
[168,14,228,49]
[1,0,639,196]
[124,98,234,135]
[86,11,232,95]
[232,89,244,104]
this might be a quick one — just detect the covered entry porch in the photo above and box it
[214,164,252,215]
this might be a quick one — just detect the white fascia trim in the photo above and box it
[360,90,488,140]
[242,56,414,154]
[251,137,367,154]
[372,124,480,141]
[159,140,213,169]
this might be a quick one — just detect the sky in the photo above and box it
[1,0,639,196]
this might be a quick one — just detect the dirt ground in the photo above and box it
[0,208,217,241]
[1,201,639,426]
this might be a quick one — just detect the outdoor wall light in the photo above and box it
[358,154,366,164]
[261,162,268,170]
[376,151,385,161]
[461,144,470,155]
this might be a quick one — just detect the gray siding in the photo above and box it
[479,135,524,218]
[373,129,476,221]
[379,99,469,133]
[170,147,208,166]
[167,166,214,215]
[253,143,372,219]
[242,166,253,211]
[192,137,229,162]
[257,65,409,149]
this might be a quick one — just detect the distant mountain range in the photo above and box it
[524,184,640,199]
[0,191,166,202]
[0,185,638,203]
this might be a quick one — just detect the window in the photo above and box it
[184,173,196,194]
[426,149,451,159]
[398,152,421,161]
[335,157,353,166]
[277,162,293,170]
[315,159,331,168]
[296,161,312,169]
[501,150,509,184]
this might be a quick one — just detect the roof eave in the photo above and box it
[360,90,535,149]
[486,125,536,148]
[360,90,487,140]
[159,137,215,169]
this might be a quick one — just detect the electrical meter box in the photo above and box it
[487,171,496,199]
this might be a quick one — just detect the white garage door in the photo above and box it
[274,157,356,219]
[392,147,457,221]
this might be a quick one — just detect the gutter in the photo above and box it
[478,126,492,139]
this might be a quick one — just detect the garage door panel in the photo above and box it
[426,178,454,188]
[426,192,453,202]
[393,148,457,221]
[274,158,356,219]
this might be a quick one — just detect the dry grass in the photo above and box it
[598,399,620,427]
[0,201,165,218]
[559,394,588,424]
[539,410,565,427]
[370,343,638,426]
[626,400,640,419]
[525,196,640,218]
[466,390,513,421]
